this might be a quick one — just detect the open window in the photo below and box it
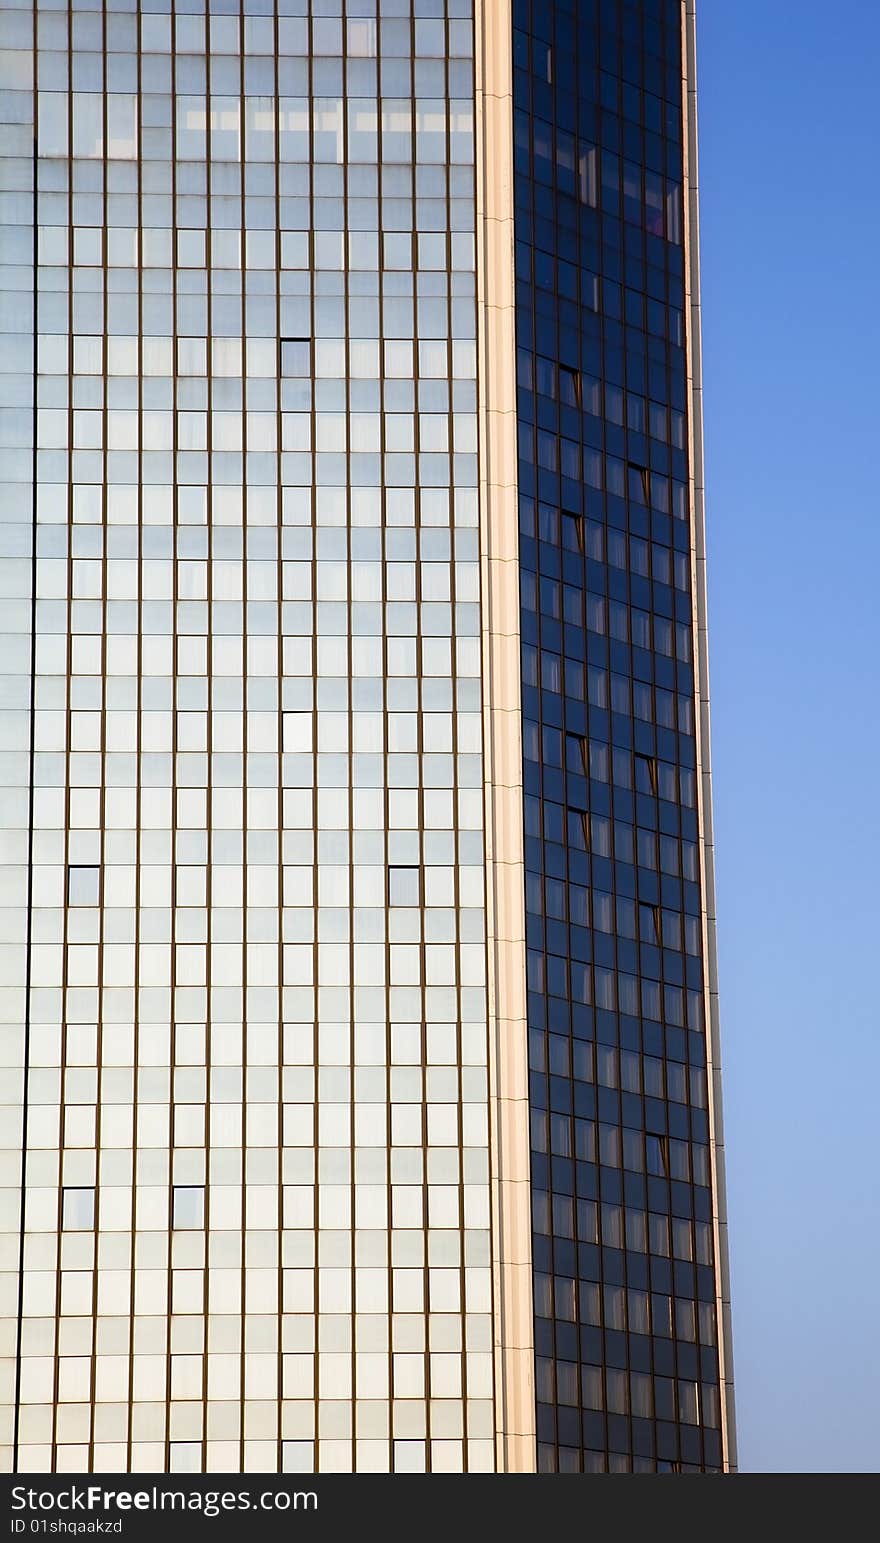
[280,337,312,376]
[634,753,658,796]
[172,1185,205,1230]
[559,363,581,409]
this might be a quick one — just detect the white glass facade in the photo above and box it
[1,0,495,1475]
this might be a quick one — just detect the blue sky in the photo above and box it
[697,1,880,1472]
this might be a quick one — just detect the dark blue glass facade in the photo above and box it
[512,0,725,1471]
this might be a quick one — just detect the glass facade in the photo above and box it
[1,0,495,1476]
[512,0,728,1472]
[0,0,733,1478]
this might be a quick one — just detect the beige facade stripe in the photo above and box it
[475,0,536,1476]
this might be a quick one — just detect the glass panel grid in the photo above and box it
[2,0,493,1477]
[511,0,724,1474]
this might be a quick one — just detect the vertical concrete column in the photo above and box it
[474,0,536,1475]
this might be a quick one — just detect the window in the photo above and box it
[283,713,313,753]
[67,866,100,906]
[347,20,376,57]
[635,754,657,796]
[646,1136,669,1178]
[389,867,420,907]
[281,337,312,376]
[627,462,648,504]
[169,1443,202,1474]
[62,1187,95,1231]
[561,513,583,552]
[282,1441,315,1474]
[74,228,103,267]
[535,356,556,400]
[578,142,597,206]
[533,40,552,83]
[559,364,581,409]
[176,229,206,268]
[565,733,587,776]
[172,1186,205,1229]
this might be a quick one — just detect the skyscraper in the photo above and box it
[0,0,734,1475]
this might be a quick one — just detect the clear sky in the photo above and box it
[696,0,880,1473]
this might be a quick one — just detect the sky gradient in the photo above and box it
[697,0,880,1473]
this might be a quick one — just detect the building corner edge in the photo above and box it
[681,0,738,1474]
[474,0,537,1476]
